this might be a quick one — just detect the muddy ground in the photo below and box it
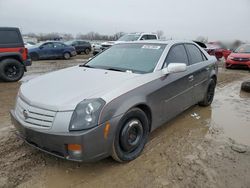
[0,58,250,188]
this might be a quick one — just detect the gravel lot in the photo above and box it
[0,58,250,188]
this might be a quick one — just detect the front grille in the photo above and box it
[15,97,56,129]
[232,57,250,62]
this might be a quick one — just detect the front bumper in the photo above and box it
[226,59,250,68]
[10,110,120,162]
[24,58,32,66]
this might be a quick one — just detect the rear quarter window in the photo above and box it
[0,30,22,44]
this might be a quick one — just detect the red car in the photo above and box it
[205,43,231,60]
[226,44,250,69]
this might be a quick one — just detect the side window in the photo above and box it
[164,44,189,67]
[147,35,157,40]
[140,35,147,40]
[54,43,65,48]
[185,44,204,64]
[201,52,207,61]
[0,30,22,44]
[42,43,54,48]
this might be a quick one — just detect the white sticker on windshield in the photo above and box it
[142,45,161,50]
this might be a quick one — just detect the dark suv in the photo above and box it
[0,27,31,82]
[65,40,92,55]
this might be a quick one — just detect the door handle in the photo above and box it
[188,75,194,82]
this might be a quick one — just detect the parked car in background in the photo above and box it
[29,41,77,60]
[24,42,35,48]
[93,32,158,55]
[205,42,231,60]
[65,40,91,55]
[226,44,250,69]
[0,27,31,82]
[11,40,217,162]
[91,42,102,55]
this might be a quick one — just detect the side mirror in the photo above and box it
[39,46,44,49]
[162,63,187,75]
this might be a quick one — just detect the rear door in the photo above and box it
[53,42,66,58]
[160,44,194,123]
[184,44,210,103]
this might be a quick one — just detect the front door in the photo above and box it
[161,44,195,123]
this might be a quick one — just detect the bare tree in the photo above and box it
[196,36,208,43]
[156,30,164,39]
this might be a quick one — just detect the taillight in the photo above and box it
[25,48,28,58]
[19,48,24,53]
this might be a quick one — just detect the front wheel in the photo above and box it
[0,59,24,82]
[112,108,149,162]
[199,78,216,106]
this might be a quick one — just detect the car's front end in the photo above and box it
[226,45,250,69]
[226,54,250,69]
[10,96,120,161]
[10,60,141,161]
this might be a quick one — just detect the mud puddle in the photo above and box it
[1,66,250,188]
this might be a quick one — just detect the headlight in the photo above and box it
[69,98,105,131]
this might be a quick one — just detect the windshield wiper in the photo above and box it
[106,68,125,72]
[79,64,94,68]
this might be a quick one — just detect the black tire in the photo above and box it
[112,108,149,162]
[63,52,71,60]
[84,48,90,55]
[199,78,216,106]
[241,81,250,92]
[30,53,39,61]
[0,58,24,82]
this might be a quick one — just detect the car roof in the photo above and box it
[118,40,196,45]
[126,32,157,36]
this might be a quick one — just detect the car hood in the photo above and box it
[19,66,139,111]
[228,53,250,58]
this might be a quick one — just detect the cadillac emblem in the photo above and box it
[23,110,29,119]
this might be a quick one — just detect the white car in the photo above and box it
[93,33,158,55]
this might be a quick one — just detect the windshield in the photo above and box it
[118,34,140,41]
[65,41,73,45]
[85,43,166,74]
[234,45,250,53]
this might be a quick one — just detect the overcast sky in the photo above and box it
[0,0,250,41]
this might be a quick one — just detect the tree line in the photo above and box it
[23,31,164,42]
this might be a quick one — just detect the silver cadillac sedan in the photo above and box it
[11,40,218,162]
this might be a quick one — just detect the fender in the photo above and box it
[0,52,23,63]
[100,94,148,125]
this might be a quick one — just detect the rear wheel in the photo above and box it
[199,79,216,106]
[63,52,71,60]
[0,58,24,82]
[84,48,90,55]
[112,108,149,162]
